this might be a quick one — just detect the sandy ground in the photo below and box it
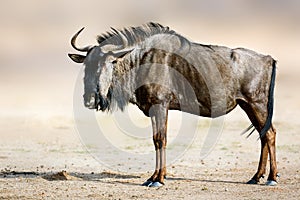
[1,1,300,199]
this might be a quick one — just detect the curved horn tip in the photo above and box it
[73,27,85,38]
[71,27,93,52]
[78,27,85,33]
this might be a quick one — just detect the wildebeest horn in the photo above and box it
[71,27,93,52]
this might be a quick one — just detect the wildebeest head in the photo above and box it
[68,28,130,111]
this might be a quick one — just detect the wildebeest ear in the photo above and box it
[68,53,86,63]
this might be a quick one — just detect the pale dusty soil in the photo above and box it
[0,78,300,200]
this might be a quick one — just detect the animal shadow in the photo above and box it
[0,169,140,183]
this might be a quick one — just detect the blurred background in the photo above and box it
[0,0,299,142]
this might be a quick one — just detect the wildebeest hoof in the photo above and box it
[142,180,153,187]
[149,181,163,187]
[142,180,163,187]
[246,179,258,184]
[266,180,277,186]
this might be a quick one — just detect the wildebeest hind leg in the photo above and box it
[249,137,268,184]
[238,101,270,184]
[265,125,278,186]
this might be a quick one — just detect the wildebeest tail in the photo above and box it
[259,59,277,138]
[241,124,255,138]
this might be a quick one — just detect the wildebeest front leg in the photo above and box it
[142,104,168,187]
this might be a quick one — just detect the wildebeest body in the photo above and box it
[120,40,274,119]
[68,22,278,187]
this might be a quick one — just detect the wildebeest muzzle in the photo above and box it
[84,92,109,111]
[84,93,98,109]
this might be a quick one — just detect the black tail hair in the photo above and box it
[241,124,256,138]
[259,60,277,138]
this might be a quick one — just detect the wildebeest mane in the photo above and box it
[97,22,176,48]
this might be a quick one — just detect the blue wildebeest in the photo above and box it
[68,22,278,187]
